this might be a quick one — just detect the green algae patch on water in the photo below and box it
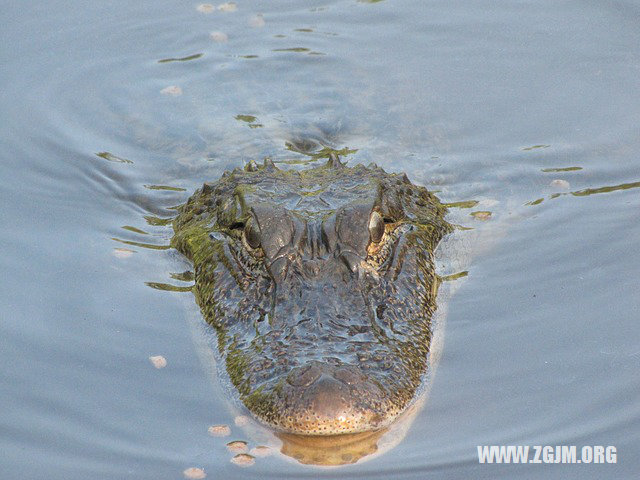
[444,200,479,209]
[111,238,170,250]
[522,144,550,151]
[158,53,203,63]
[96,151,133,164]
[235,115,263,128]
[541,166,582,172]
[571,181,640,197]
[145,282,193,292]
[121,225,148,235]
[170,271,194,282]
[439,271,469,282]
[144,215,174,226]
[273,47,310,53]
[143,184,186,192]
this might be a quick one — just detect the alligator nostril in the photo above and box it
[269,256,289,281]
[340,251,361,274]
[286,364,322,387]
[303,375,350,418]
[334,366,364,386]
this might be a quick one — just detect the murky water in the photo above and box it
[1,1,639,478]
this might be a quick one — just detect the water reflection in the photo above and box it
[278,430,386,466]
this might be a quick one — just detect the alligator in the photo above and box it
[171,154,451,436]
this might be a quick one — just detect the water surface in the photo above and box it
[1,0,639,478]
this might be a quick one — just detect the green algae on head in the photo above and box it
[171,155,451,435]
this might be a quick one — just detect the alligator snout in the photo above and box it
[271,362,392,435]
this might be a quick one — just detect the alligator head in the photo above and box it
[172,155,451,435]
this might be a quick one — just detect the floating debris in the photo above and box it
[208,424,231,437]
[196,4,215,13]
[149,355,167,369]
[234,415,250,427]
[226,441,248,454]
[112,248,134,258]
[550,179,570,190]
[210,31,228,43]
[218,2,237,12]
[183,467,206,479]
[470,211,492,221]
[230,454,255,467]
[160,86,183,96]
[249,14,265,27]
[249,446,272,457]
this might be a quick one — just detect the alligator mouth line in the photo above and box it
[246,361,405,435]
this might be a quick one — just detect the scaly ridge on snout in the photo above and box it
[172,155,451,435]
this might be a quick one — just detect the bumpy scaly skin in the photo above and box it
[172,157,451,435]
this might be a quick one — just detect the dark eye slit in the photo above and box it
[229,221,245,230]
[383,217,394,224]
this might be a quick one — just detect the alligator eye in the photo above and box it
[368,211,385,243]
[243,219,261,249]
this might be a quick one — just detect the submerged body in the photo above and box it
[172,155,451,435]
